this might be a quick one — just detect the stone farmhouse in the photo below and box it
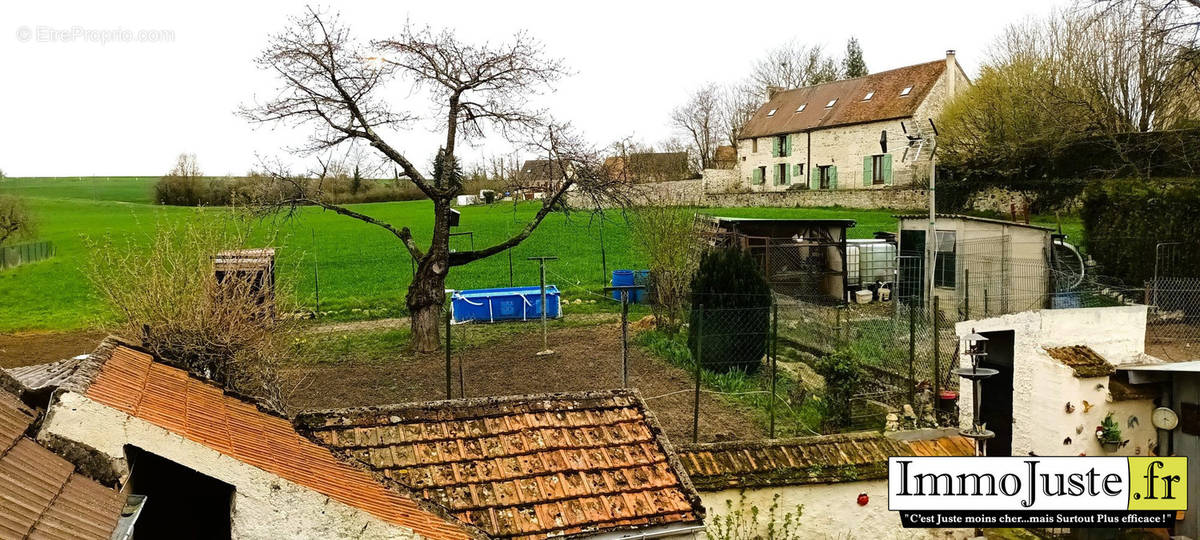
[737,51,970,192]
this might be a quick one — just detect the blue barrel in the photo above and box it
[611,270,634,301]
[633,270,651,303]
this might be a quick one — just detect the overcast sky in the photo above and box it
[0,1,1070,177]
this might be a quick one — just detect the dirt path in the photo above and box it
[282,323,765,443]
[0,330,108,368]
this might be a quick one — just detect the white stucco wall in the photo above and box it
[40,391,424,540]
[699,481,972,539]
[956,306,1158,458]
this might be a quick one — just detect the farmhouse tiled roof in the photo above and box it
[739,59,947,139]
[1045,346,1117,378]
[76,339,478,540]
[0,389,125,539]
[677,429,974,491]
[294,390,706,540]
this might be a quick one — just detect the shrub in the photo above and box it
[631,205,703,334]
[688,247,771,373]
[0,195,36,247]
[816,348,863,429]
[1081,178,1200,285]
[84,216,298,410]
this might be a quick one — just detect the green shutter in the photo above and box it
[772,137,780,157]
[785,134,792,157]
[753,168,763,185]
[830,166,838,190]
[783,164,791,185]
[793,163,802,177]
[772,165,779,185]
[883,154,894,185]
[809,166,817,189]
[863,156,873,187]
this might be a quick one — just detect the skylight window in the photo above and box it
[900,86,913,96]
[825,98,837,108]
[863,91,875,101]
[767,108,778,116]
[796,103,807,112]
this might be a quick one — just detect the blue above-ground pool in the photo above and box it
[450,286,562,323]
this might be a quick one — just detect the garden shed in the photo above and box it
[705,216,855,303]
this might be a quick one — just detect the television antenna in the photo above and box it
[901,118,940,313]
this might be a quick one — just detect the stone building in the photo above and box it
[736,51,970,192]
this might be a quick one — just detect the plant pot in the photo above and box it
[1100,440,1121,453]
[938,390,959,401]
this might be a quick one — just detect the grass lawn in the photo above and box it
[0,176,1084,332]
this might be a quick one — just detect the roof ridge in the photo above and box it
[295,388,641,424]
[775,58,945,94]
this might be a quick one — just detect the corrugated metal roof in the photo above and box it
[678,430,974,491]
[5,356,90,396]
[0,391,124,540]
[893,214,1056,232]
[82,343,477,540]
[294,390,705,540]
[739,60,946,139]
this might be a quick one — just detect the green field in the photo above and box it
[0,176,1081,332]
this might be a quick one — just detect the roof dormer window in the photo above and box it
[796,103,807,113]
[767,108,778,117]
[825,98,837,108]
[863,91,875,101]
[900,86,913,96]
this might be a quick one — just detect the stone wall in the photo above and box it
[702,186,929,210]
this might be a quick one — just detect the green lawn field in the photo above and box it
[0,176,1082,332]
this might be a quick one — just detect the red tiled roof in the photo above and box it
[678,430,975,491]
[83,344,476,540]
[0,391,124,540]
[739,60,947,139]
[294,391,705,540]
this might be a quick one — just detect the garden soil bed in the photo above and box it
[0,330,108,368]
[282,323,766,443]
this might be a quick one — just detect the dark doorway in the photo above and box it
[977,330,1014,456]
[125,446,233,540]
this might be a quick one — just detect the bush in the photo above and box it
[630,205,702,334]
[0,195,36,247]
[688,247,771,374]
[816,348,863,429]
[1081,178,1200,285]
[84,216,298,410]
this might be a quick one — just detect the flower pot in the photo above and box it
[938,390,959,401]
[1100,440,1121,453]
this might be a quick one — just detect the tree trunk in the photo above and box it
[407,198,452,353]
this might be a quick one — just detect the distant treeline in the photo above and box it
[153,174,504,206]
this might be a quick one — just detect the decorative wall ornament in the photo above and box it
[1065,402,1076,413]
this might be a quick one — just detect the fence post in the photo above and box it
[983,289,989,317]
[445,306,453,400]
[963,269,970,320]
[621,290,629,388]
[770,301,778,439]
[908,302,916,407]
[835,305,843,348]
[693,304,703,444]
[933,295,941,422]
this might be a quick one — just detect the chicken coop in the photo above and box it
[705,216,855,304]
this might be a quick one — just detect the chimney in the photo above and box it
[766,85,784,101]
[945,50,957,96]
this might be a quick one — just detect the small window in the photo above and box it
[863,91,875,101]
[752,138,758,153]
[900,86,913,96]
[934,231,956,288]
[825,98,837,108]
[796,103,807,112]
[776,135,789,157]
[767,108,778,117]
[872,155,885,184]
[818,165,832,189]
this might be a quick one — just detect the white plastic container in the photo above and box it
[854,289,873,304]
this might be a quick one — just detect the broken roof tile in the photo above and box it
[295,390,705,539]
[1045,346,1117,378]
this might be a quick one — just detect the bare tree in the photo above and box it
[748,41,840,92]
[243,9,630,351]
[0,195,35,247]
[718,83,761,147]
[670,83,721,171]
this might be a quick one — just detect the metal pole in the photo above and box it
[693,305,704,444]
[908,301,916,406]
[964,269,970,320]
[445,306,452,400]
[933,295,941,421]
[540,262,548,351]
[984,289,989,317]
[600,221,608,287]
[770,301,778,438]
[621,289,629,388]
[507,247,514,287]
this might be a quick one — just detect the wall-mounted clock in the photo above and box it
[1152,407,1179,430]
